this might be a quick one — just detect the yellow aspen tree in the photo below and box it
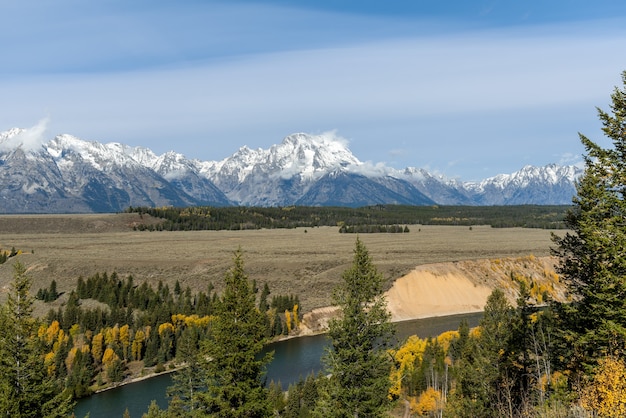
[285,309,292,333]
[580,356,626,417]
[65,347,79,373]
[53,329,67,354]
[132,329,146,361]
[412,387,442,416]
[92,332,104,365]
[171,314,186,331]
[436,330,459,353]
[185,314,198,327]
[44,351,56,376]
[105,324,120,346]
[193,315,213,328]
[389,335,427,399]
[158,322,174,336]
[45,320,61,345]
[102,347,118,368]
[292,304,300,329]
[119,324,131,360]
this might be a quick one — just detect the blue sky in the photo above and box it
[2,1,626,180]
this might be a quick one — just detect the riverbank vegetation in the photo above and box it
[4,265,301,404]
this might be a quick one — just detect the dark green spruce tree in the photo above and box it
[447,288,514,418]
[318,238,395,418]
[552,70,626,375]
[0,261,73,417]
[195,247,273,417]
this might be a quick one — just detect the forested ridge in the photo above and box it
[126,204,570,231]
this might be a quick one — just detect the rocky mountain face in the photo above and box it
[0,129,229,213]
[0,128,581,213]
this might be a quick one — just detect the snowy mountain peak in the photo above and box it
[0,127,44,153]
[0,127,24,142]
[0,126,582,212]
[467,163,583,192]
[201,132,362,192]
[267,132,361,178]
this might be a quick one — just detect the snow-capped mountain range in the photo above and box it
[0,128,582,213]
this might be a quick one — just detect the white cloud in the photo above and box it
[0,117,49,152]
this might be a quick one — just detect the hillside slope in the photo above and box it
[301,255,567,333]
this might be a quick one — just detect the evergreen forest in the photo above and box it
[126,204,569,231]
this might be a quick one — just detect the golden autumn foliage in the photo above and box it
[92,332,104,364]
[389,335,427,399]
[411,387,442,416]
[44,351,56,376]
[40,320,61,345]
[66,347,79,372]
[538,370,568,395]
[285,310,292,333]
[389,331,459,400]
[102,347,119,367]
[293,304,300,328]
[132,329,146,361]
[171,313,213,330]
[158,322,175,336]
[105,324,120,346]
[435,330,459,353]
[580,356,626,417]
[120,325,130,348]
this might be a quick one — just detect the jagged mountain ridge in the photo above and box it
[0,128,581,213]
[0,130,230,213]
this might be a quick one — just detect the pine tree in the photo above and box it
[0,261,73,417]
[320,238,395,418]
[167,327,204,412]
[552,70,626,373]
[195,247,272,417]
[447,288,513,418]
[49,280,59,301]
[259,282,270,312]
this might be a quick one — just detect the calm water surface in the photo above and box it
[74,312,483,418]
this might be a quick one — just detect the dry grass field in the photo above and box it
[0,213,564,315]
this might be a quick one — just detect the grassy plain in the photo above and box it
[0,213,563,314]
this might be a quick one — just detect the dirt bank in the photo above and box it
[300,255,567,333]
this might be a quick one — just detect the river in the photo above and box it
[74,312,483,417]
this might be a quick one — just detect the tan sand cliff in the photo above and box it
[300,255,567,334]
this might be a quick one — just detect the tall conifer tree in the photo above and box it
[320,238,394,418]
[552,70,626,373]
[195,247,272,417]
[0,261,73,417]
[447,288,514,418]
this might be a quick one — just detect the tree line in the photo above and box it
[0,265,302,408]
[125,204,569,231]
[338,224,410,233]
